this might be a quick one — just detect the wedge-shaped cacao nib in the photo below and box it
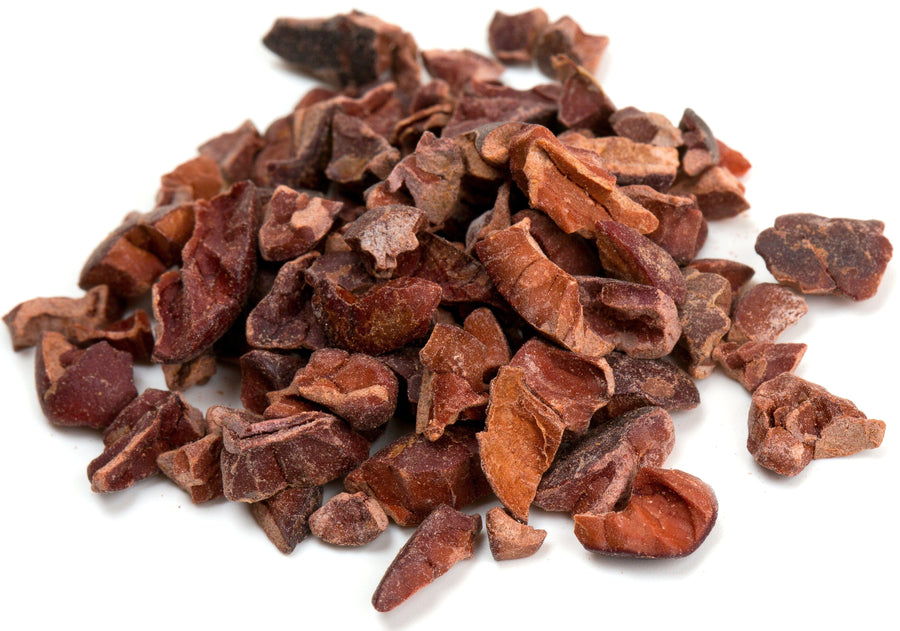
[609,106,683,148]
[512,209,604,277]
[678,108,719,177]
[309,491,389,546]
[727,283,807,344]
[380,346,424,410]
[327,112,400,188]
[252,115,294,187]
[372,504,482,612]
[440,82,559,139]
[574,466,718,558]
[66,309,155,363]
[35,333,137,430]
[250,485,323,554]
[409,233,499,305]
[215,406,368,503]
[155,155,224,207]
[258,186,343,262]
[462,307,510,380]
[553,56,616,132]
[475,219,613,358]
[510,337,613,435]
[485,507,547,561]
[535,406,675,514]
[488,9,549,64]
[161,351,216,391]
[562,133,679,191]
[509,125,658,237]
[685,258,755,304]
[157,423,224,504]
[422,49,505,93]
[268,98,337,192]
[88,389,206,493]
[343,205,427,279]
[603,352,700,418]
[199,120,265,184]
[670,166,750,220]
[747,374,885,476]
[594,219,686,305]
[478,366,565,522]
[533,16,609,78]
[344,426,490,527]
[287,348,398,433]
[676,269,732,379]
[5,285,121,351]
[239,350,304,415]
[754,213,893,301]
[716,138,752,178]
[621,185,707,266]
[152,181,261,364]
[713,341,807,393]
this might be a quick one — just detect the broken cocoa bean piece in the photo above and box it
[379,346,424,410]
[250,485,323,554]
[594,219,687,305]
[66,309,155,363]
[267,99,338,192]
[303,250,376,295]
[676,268,732,379]
[372,504,481,612]
[747,373,885,476]
[199,120,265,184]
[509,337,613,435]
[408,232,500,306]
[553,55,616,133]
[343,205,427,279]
[152,181,261,364]
[533,16,609,78]
[239,350,304,415]
[441,81,559,139]
[263,387,322,419]
[475,219,613,358]
[561,132,679,191]
[713,341,807,392]
[716,138,752,178]
[419,324,487,391]
[35,333,137,430]
[727,282,807,344]
[535,406,675,514]
[478,366,565,522]
[161,351,217,391]
[157,423,224,504]
[214,406,369,503]
[485,507,547,561]
[511,209,605,277]
[620,185,707,266]
[578,277,682,360]
[309,491,389,547]
[573,466,718,558]
[5,285,121,351]
[462,307,510,380]
[88,388,206,493]
[344,426,490,527]
[670,166,750,220]
[754,213,893,301]
[603,352,700,418]
[251,115,294,188]
[326,112,400,189]
[155,155,224,207]
[685,258,755,304]
[678,108,720,177]
[488,9,549,64]
[258,186,343,262]
[609,106,683,148]
[421,49,505,93]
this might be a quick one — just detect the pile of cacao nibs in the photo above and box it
[3,8,892,615]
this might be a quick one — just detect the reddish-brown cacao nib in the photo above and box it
[258,186,343,262]
[152,181,261,364]
[421,49,505,93]
[379,346,425,410]
[713,341,807,393]
[603,352,700,418]
[407,232,500,306]
[535,406,675,515]
[344,426,491,527]
[676,269,732,379]
[533,16,609,78]
[440,82,559,140]
[747,374,885,476]
[35,333,137,430]
[309,491,389,546]
[485,507,547,561]
[66,309,155,363]
[250,485,323,554]
[678,108,720,177]
[716,138,752,178]
[372,504,482,612]
[199,120,265,184]
[685,258,755,303]
[161,351,217,391]
[157,423,224,504]
[553,56,616,133]
[512,209,605,277]
[488,9,549,64]
[609,106,683,148]
[574,466,718,558]
[239,350,304,415]
[670,165,750,220]
[327,111,400,189]
[727,283,807,344]
[620,185,707,266]
[561,132,678,191]
[462,308,510,380]
[342,205,427,279]
[156,155,224,207]
[88,389,206,493]
[754,213,893,301]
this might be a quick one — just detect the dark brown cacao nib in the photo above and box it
[258,186,343,262]
[675,268,732,379]
[603,352,700,418]
[160,351,217,391]
[250,485,323,554]
[239,350,304,415]
[533,16,609,78]
[157,425,224,504]
[620,185,707,266]
[488,9,549,64]
[713,341,807,392]
[199,120,265,184]
[65,309,155,363]
[308,491,389,546]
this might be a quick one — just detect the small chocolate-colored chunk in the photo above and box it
[408,232,499,305]
[157,424,224,504]
[308,491,389,546]
[462,307,510,380]
[716,138,752,178]
[440,83,559,140]
[161,351,217,391]
[678,108,719,177]
[250,485,323,554]
[685,258,755,302]
[327,112,400,188]
[676,268,732,379]
[258,186,343,262]
[609,107,683,148]
[156,155,223,207]
[421,49,505,92]
[621,185,707,266]
[727,283,807,344]
[713,341,807,392]
[512,209,605,277]
[562,133,678,191]
[488,9,549,64]
[66,309,155,362]
[533,16,609,78]
[603,352,700,418]
[239,350,304,415]
[670,166,750,220]
[199,120,265,184]
[553,56,616,133]
[486,507,547,561]
[343,205,427,278]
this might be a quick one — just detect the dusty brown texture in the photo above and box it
[670,166,750,220]
[465,183,514,254]
[407,232,499,306]
[5,285,121,351]
[326,112,400,188]
[562,133,679,191]
[199,120,265,184]
[35,333,137,430]
[609,107,683,148]
[603,352,700,418]
[535,406,675,514]
[287,348,398,433]
[372,504,482,612]
[239,350,304,415]
[579,277,680,360]
[475,219,613,358]
[713,341,807,392]
[685,258,755,303]
[343,205,427,278]
[727,283,807,344]
[594,219,686,305]
[678,108,719,177]
[488,9,549,64]
[485,507,547,561]
[157,425,224,504]
[152,181,261,364]
[512,209,605,277]
[462,307,510,380]
[155,155,224,207]
[214,406,369,502]
[533,16,609,78]
[258,186,343,262]
[509,125,659,237]
[267,98,337,192]
[252,115,294,187]
[471,121,530,168]
[441,81,559,139]
[553,56,616,132]
[676,268,732,379]
[66,309,155,363]
[574,466,718,558]
[88,389,206,493]
[510,337,613,435]
[716,138,752,178]
[422,49,505,92]
[754,213,893,301]
[250,485,323,554]
[380,346,424,410]
[621,185,707,266]
[309,491,389,546]
[748,374,885,476]
[344,426,490,527]
[478,366,565,522]
[161,351,216,391]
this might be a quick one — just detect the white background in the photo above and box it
[1,1,897,629]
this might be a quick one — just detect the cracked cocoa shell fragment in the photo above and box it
[754,213,893,301]
[512,209,604,277]
[747,373,885,476]
[372,504,481,612]
[66,309,155,363]
[573,466,718,558]
[562,133,679,191]
[157,422,224,504]
[727,283,807,344]
[553,56,616,133]
[485,507,547,561]
[603,352,700,418]
[670,166,749,220]
[250,485,323,554]
[308,491,389,546]
[621,185,707,266]
[198,120,265,184]
[488,9,549,64]
[713,341,807,392]
[258,186,343,262]
[533,16,609,78]
[342,205,427,279]
[609,106,683,148]
[676,268,732,379]
[239,350,304,414]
